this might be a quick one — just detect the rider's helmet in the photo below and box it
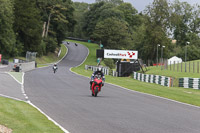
[97,67,102,72]
[54,63,57,66]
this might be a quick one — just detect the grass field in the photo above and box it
[146,61,200,79]
[69,40,200,107]
[0,97,63,133]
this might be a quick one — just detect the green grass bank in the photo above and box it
[0,97,63,133]
[69,40,200,107]
[146,62,200,79]
[36,44,67,66]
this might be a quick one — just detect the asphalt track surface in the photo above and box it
[25,42,200,133]
[0,72,25,101]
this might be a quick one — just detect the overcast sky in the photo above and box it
[72,0,200,12]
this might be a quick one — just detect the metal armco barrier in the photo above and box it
[85,65,109,75]
[133,72,173,87]
[179,78,200,89]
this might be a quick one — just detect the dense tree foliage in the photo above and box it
[92,17,132,49]
[82,1,139,49]
[72,0,200,62]
[71,2,89,38]
[169,1,200,60]
[138,0,171,61]
[0,0,16,57]
[0,0,200,62]
[36,0,75,55]
[96,0,123,5]
[0,0,75,58]
[14,0,43,55]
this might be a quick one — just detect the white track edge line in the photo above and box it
[55,44,68,65]
[21,72,28,100]
[69,43,89,74]
[0,94,24,102]
[6,72,22,85]
[107,82,200,109]
[27,101,70,133]
[72,45,89,68]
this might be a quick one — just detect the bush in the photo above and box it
[37,41,46,56]
[103,58,115,69]
[44,37,58,54]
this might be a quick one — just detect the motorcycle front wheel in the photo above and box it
[94,87,99,97]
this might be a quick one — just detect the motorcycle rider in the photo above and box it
[90,67,105,90]
[53,63,58,73]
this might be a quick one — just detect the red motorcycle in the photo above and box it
[91,75,103,97]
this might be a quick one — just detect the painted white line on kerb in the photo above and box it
[21,72,29,101]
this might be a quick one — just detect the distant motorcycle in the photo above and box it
[53,66,57,73]
[91,75,103,97]
[67,42,70,45]
[75,43,78,46]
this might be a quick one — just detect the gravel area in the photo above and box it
[0,125,12,133]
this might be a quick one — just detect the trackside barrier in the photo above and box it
[112,70,118,77]
[179,78,200,90]
[85,65,109,75]
[13,61,35,72]
[133,72,173,87]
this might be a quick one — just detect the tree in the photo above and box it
[135,0,171,61]
[0,0,16,57]
[116,3,139,28]
[14,0,43,55]
[99,5,124,21]
[83,2,106,37]
[96,0,123,5]
[116,3,141,40]
[189,4,200,34]
[36,0,75,47]
[170,0,193,46]
[72,2,89,38]
[92,17,132,49]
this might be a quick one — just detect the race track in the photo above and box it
[25,42,200,133]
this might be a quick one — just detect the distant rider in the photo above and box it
[53,63,58,72]
[90,67,105,89]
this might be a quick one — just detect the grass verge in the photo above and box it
[145,63,200,79]
[36,44,67,66]
[0,97,63,133]
[8,72,23,84]
[69,40,200,107]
